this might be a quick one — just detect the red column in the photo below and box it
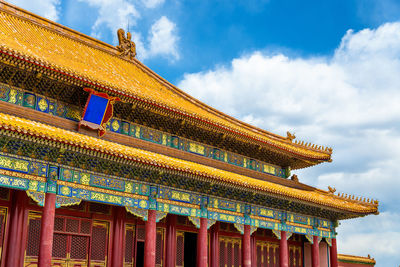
[242,225,251,267]
[144,209,157,267]
[279,231,288,267]
[312,236,320,267]
[330,238,338,267]
[210,222,219,267]
[112,206,125,267]
[38,192,56,266]
[18,196,29,266]
[197,217,208,267]
[250,235,256,267]
[5,190,26,267]
[165,214,177,267]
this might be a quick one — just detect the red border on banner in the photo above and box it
[78,88,121,137]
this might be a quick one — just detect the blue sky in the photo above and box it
[8,0,400,266]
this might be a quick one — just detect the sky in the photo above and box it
[6,0,400,266]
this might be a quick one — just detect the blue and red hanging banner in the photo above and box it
[78,88,120,137]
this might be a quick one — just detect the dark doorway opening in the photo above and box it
[136,241,144,267]
[184,232,197,267]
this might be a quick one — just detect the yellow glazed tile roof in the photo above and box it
[338,254,376,265]
[0,2,331,163]
[0,112,378,215]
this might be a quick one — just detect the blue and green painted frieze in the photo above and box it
[0,151,335,238]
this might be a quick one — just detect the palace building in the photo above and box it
[0,2,378,267]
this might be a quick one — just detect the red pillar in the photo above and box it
[38,192,56,266]
[165,214,177,267]
[279,231,288,267]
[144,209,157,267]
[330,238,338,267]
[312,236,320,267]
[5,190,26,267]
[210,222,219,267]
[250,234,256,267]
[112,206,125,267]
[197,217,208,267]
[242,225,251,267]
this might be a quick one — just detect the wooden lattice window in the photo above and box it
[90,220,109,265]
[156,228,164,267]
[70,235,89,260]
[0,207,7,262]
[137,226,145,241]
[26,212,41,257]
[219,240,225,267]
[234,243,241,267]
[124,224,135,266]
[255,240,280,267]
[176,232,184,267]
[24,213,109,267]
[227,242,233,266]
[219,236,242,267]
[289,245,302,267]
[274,245,280,267]
[257,245,262,267]
[66,217,80,233]
[51,215,92,266]
[52,233,68,258]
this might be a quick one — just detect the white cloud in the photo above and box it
[8,0,60,21]
[178,22,400,266]
[146,16,179,60]
[338,212,400,266]
[141,0,165,9]
[77,0,179,61]
[79,0,140,39]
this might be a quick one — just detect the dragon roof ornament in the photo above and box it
[116,28,136,60]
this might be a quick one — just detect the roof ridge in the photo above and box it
[338,254,376,264]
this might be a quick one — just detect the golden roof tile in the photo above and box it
[338,254,376,265]
[0,112,378,215]
[0,2,332,163]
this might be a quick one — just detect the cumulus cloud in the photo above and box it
[141,0,165,9]
[146,16,179,60]
[79,0,140,39]
[8,0,60,21]
[338,212,400,266]
[178,22,400,266]
[78,0,179,61]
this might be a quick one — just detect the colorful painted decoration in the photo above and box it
[0,82,287,179]
[0,148,335,238]
[78,88,120,137]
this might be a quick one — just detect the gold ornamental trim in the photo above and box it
[57,180,148,200]
[208,207,243,217]
[0,169,46,182]
[156,198,200,209]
